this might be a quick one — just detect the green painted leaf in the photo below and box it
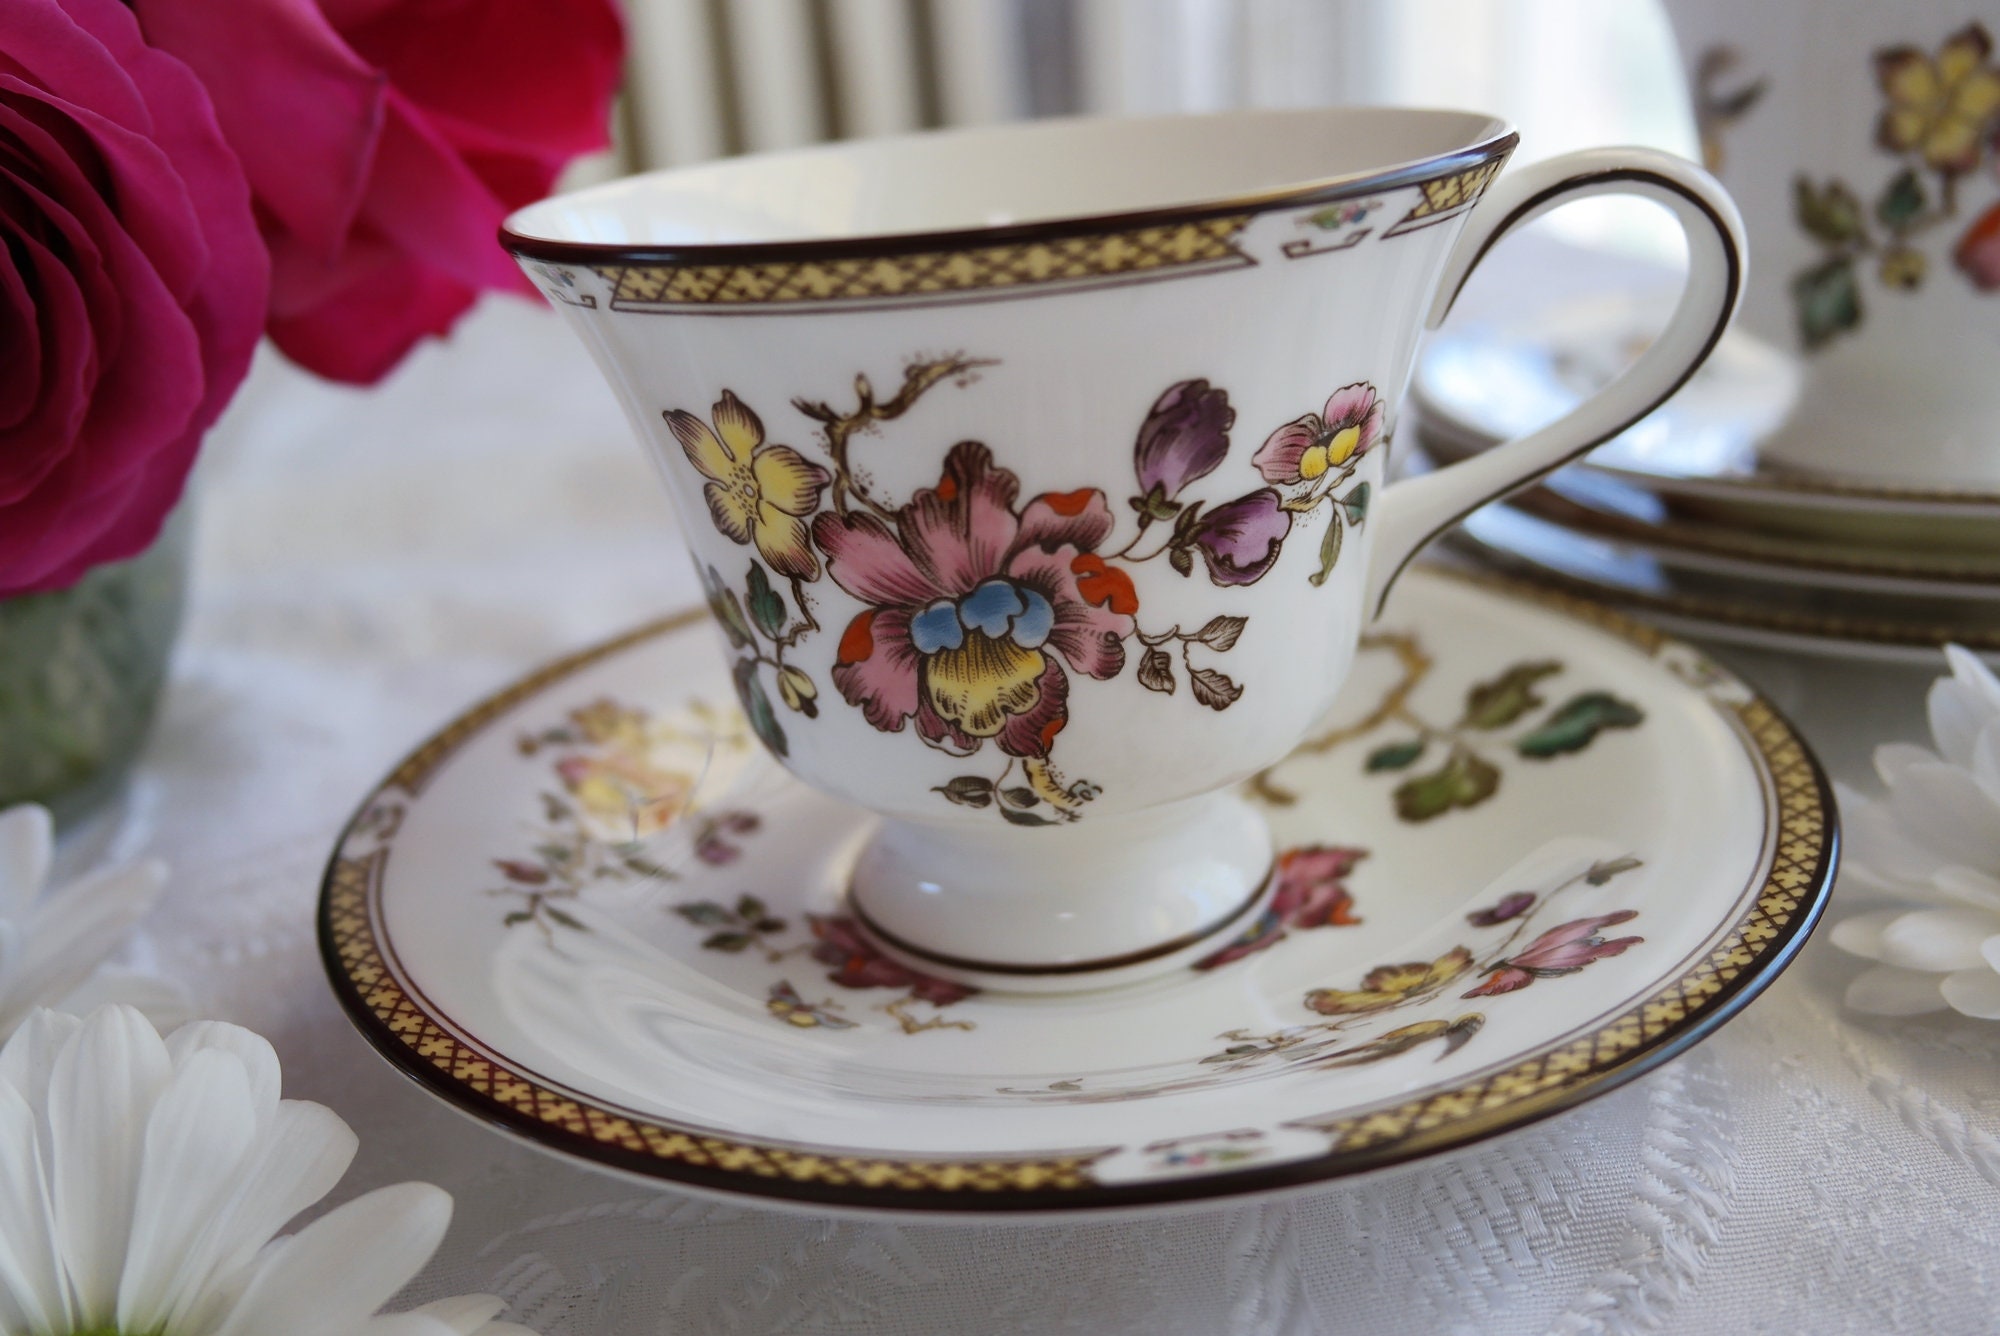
[1137,647,1175,693]
[1365,739,1427,772]
[745,562,786,639]
[1194,615,1247,652]
[623,855,674,880]
[1394,748,1500,822]
[1341,481,1371,525]
[1308,509,1343,588]
[1460,661,1562,730]
[1000,805,1060,827]
[1168,544,1195,577]
[1000,786,1041,808]
[934,775,995,807]
[503,911,532,926]
[703,931,754,952]
[674,900,733,925]
[1875,167,1926,231]
[1791,255,1862,350]
[1585,855,1645,885]
[705,565,755,648]
[1794,176,1865,245]
[545,907,587,931]
[1516,692,1645,758]
[732,659,788,758]
[736,894,770,922]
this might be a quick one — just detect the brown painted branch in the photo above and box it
[794,355,997,518]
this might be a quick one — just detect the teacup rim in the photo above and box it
[501,106,1518,267]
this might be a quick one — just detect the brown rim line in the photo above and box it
[848,863,1273,978]
[500,111,1516,267]
[315,568,1837,1214]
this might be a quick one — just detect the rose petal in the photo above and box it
[814,510,944,609]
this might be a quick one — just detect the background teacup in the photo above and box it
[1664,0,2000,485]
[505,108,1741,989]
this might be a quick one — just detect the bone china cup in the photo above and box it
[503,108,1743,990]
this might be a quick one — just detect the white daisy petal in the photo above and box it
[1828,909,1907,961]
[1941,967,2000,1019]
[0,1080,67,1335]
[1876,761,2000,874]
[1970,723,2000,808]
[1933,866,2000,914]
[1876,908,2000,972]
[168,1020,283,1115]
[1846,964,1950,1016]
[55,969,195,1035]
[0,1010,84,1106]
[416,1295,507,1330]
[1943,645,2000,715]
[351,1315,463,1336]
[1873,741,1940,786]
[1841,792,1950,892]
[213,1182,453,1336]
[5,860,167,1025]
[48,1004,174,1326]
[117,1048,261,1332]
[0,805,52,924]
[167,1101,361,1336]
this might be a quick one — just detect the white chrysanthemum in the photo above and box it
[0,1006,535,1336]
[1831,645,2000,1018]
[0,805,189,1039]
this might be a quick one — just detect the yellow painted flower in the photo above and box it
[665,391,830,580]
[1875,23,2000,174]
[1303,946,1474,1016]
[556,750,694,839]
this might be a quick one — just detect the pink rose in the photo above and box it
[0,0,267,595]
[133,0,624,385]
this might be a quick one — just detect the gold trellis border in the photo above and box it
[317,568,1833,1209]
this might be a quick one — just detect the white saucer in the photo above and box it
[319,567,1834,1215]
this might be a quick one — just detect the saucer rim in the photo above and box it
[316,568,1837,1214]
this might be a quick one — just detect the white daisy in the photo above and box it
[0,1005,535,1336]
[1830,645,2000,1018]
[0,804,189,1039]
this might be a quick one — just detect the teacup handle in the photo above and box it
[1365,146,1745,617]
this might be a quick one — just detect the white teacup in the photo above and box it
[1664,1,2000,485]
[504,109,1740,989]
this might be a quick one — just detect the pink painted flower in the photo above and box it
[1462,909,1642,997]
[1,0,266,595]
[132,0,625,384]
[1253,383,1385,486]
[808,914,975,1006]
[1195,845,1366,970]
[813,442,1136,757]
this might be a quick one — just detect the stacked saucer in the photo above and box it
[1413,289,2000,665]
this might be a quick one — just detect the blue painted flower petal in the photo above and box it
[958,579,1025,638]
[910,599,965,654]
[1011,587,1054,648]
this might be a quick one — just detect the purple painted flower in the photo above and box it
[809,914,976,1006]
[1135,379,1234,499]
[1462,910,1642,997]
[1253,383,1385,486]
[1189,489,1292,586]
[1467,891,1535,927]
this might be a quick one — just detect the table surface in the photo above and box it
[96,234,2000,1336]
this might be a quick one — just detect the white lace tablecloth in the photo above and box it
[93,253,2000,1334]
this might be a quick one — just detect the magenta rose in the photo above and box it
[0,0,267,595]
[132,0,624,385]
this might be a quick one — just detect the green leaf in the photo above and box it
[1791,255,1862,350]
[1000,786,1041,808]
[503,910,532,927]
[703,931,754,952]
[1365,739,1427,772]
[1585,855,1645,886]
[1516,692,1645,758]
[1187,666,1243,710]
[674,900,733,925]
[1793,176,1865,245]
[745,562,786,639]
[705,565,755,648]
[623,855,675,880]
[1394,747,1501,822]
[736,894,770,922]
[1875,167,1926,231]
[1193,615,1246,652]
[1460,661,1563,730]
[732,659,788,758]
[934,775,995,807]
[544,907,587,931]
[1137,646,1175,693]
[999,805,1060,827]
[1308,509,1343,588]
[1340,481,1371,526]
[1168,545,1195,577]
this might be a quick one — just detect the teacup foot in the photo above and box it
[847,791,1275,994]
